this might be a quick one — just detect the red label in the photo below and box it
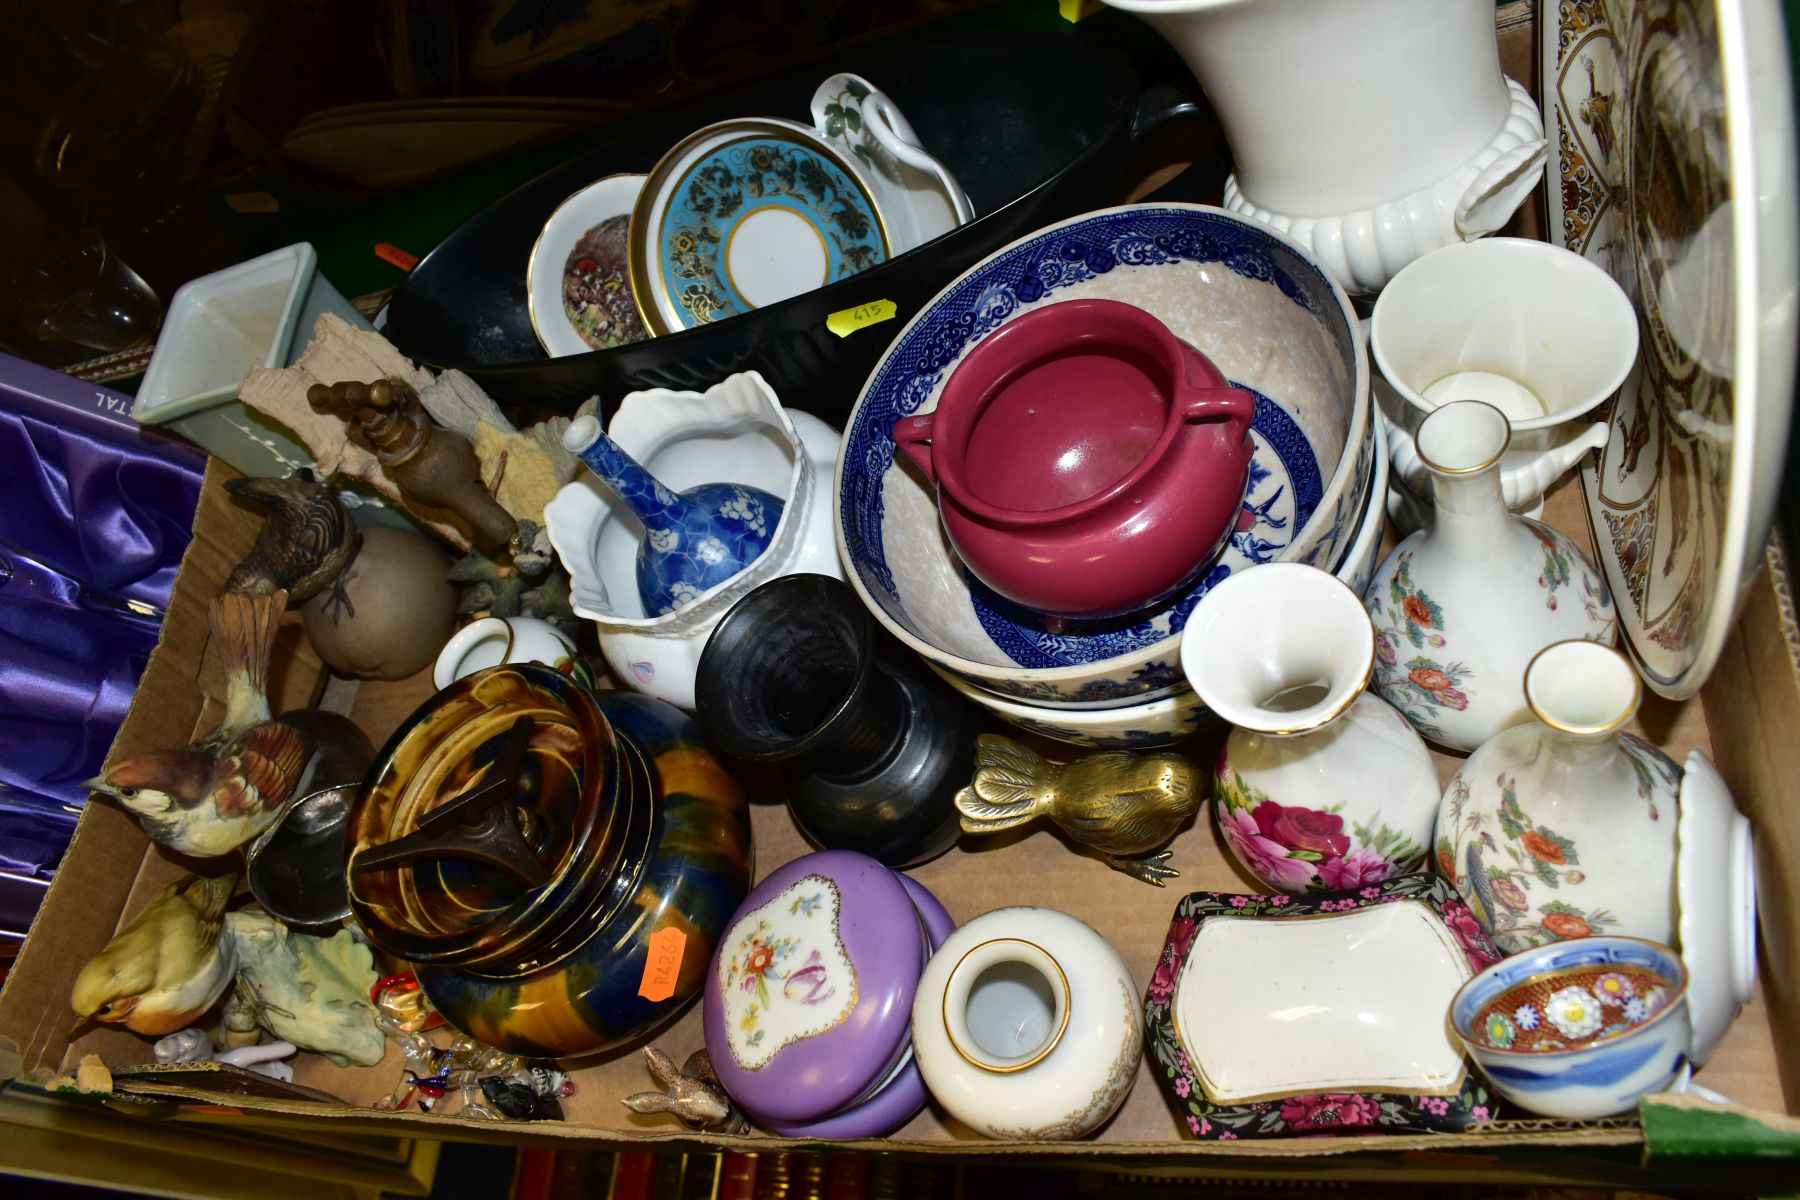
[638,927,686,1002]
[375,242,419,271]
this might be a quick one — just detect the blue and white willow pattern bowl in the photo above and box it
[835,204,1372,706]
[927,427,1389,748]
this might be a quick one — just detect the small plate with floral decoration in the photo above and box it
[630,119,889,335]
[527,173,652,356]
[1146,874,1503,1138]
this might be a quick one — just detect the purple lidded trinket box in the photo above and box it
[703,849,953,1138]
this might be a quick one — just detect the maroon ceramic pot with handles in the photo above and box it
[892,298,1256,621]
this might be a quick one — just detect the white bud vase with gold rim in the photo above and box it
[1364,400,1616,752]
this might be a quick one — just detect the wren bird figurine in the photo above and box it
[87,591,316,858]
[71,872,239,1037]
[621,1046,748,1133]
[224,471,361,621]
[954,734,1202,884]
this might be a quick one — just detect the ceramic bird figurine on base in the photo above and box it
[226,911,385,1067]
[88,591,315,858]
[954,735,1202,883]
[562,413,784,616]
[71,873,238,1036]
[223,471,360,619]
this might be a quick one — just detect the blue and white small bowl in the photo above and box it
[835,204,1372,707]
[1451,937,1691,1120]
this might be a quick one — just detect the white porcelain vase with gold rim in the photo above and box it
[1437,641,1681,956]
[1364,400,1616,752]
[1182,563,1440,895]
[911,907,1139,1140]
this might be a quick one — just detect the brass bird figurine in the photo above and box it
[71,872,239,1037]
[223,472,361,621]
[954,734,1203,884]
[620,1047,748,1133]
[87,591,315,858]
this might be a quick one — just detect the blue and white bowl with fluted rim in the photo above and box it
[1451,937,1691,1120]
[834,203,1372,707]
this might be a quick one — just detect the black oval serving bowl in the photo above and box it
[381,19,1218,423]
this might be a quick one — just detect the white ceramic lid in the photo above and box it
[1677,750,1757,1064]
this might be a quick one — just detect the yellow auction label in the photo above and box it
[826,299,898,338]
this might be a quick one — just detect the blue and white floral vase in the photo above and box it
[1364,400,1615,752]
[1437,640,1681,956]
[1181,563,1440,894]
[563,413,784,616]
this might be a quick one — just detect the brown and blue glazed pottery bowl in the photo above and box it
[347,664,751,1058]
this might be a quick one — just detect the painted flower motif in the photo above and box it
[1220,806,1318,891]
[668,580,702,606]
[1436,840,1458,879]
[744,942,775,979]
[1493,877,1530,913]
[1251,800,1350,858]
[719,492,768,534]
[1403,595,1435,628]
[694,536,728,565]
[1376,633,1397,666]
[1318,844,1395,890]
[1473,1105,1490,1122]
[1279,1093,1380,1129]
[1420,1096,1450,1116]
[1623,996,1650,1022]
[1520,830,1567,865]
[782,950,835,1005]
[1546,986,1603,1039]
[1541,911,1593,940]
[1437,686,1470,711]
[1147,917,1197,1006]
[1440,900,1490,967]
[1593,973,1635,1006]
[1173,1076,1191,1098]
[1514,1003,1540,1031]
[1640,985,1668,1016]
[1186,1113,1203,1135]
[1409,666,1453,691]
[646,527,680,552]
[1483,1012,1516,1048]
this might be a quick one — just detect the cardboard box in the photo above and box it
[5,7,1797,1181]
[3,437,1797,1186]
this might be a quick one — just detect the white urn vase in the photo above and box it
[1100,0,1546,293]
[1182,563,1440,893]
[911,907,1140,1140]
[1365,401,1615,752]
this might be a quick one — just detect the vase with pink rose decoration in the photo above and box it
[1181,563,1440,894]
